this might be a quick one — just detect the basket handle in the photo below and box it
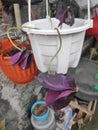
[28,0,91,23]
[28,0,50,23]
[87,0,91,21]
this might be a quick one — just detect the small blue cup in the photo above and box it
[31,101,49,122]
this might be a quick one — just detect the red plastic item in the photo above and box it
[0,38,39,84]
[86,11,98,39]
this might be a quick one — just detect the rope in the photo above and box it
[7,26,39,51]
[48,28,62,74]
[25,0,36,20]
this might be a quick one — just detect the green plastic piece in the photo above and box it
[95,73,98,79]
[94,84,98,90]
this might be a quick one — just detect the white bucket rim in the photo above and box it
[23,0,92,35]
[22,18,93,35]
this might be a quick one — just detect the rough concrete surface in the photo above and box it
[0,69,47,130]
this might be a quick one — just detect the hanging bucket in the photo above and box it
[22,0,93,74]
[0,38,39,84]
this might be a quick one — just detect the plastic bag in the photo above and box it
[38,73,76,91]
[56,107,73,130]
[46,89,76,110]
[38,73,77,110]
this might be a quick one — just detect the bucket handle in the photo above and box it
[28,0,91,23]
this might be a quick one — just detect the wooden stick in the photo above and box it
[13,4,22,27]
[89,48,96,60]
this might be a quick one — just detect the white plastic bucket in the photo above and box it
[31,109,56,130]
[23,0,93,74]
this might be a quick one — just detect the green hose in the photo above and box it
[7,26,39,51]
[48,28,62,74]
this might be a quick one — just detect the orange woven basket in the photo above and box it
[0,38,39,84]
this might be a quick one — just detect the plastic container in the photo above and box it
[0,38,39,84]
[23,0,93,74]
[73,58,98,101]
[31,101,49,122]
[56,107,73,130]
[31,108,56,130]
